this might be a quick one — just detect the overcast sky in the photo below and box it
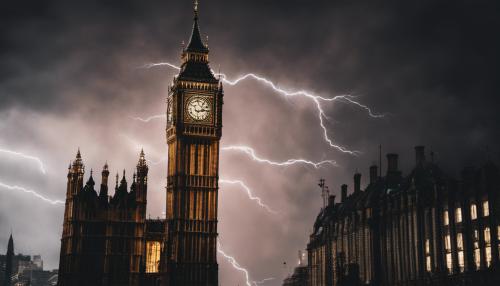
[1,1,499,285]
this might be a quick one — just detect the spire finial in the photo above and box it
[76,148,81,159]
[90,168,93,177]
[194,0,199,15]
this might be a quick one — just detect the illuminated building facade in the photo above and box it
[57,1,221,285]
[307,146,500,286]
[163,0,222,284]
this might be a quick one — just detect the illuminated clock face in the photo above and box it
[187,97,211,121]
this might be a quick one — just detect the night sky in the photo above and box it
[1,1,499,285]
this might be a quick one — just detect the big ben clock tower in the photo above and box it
[163,1,222,285]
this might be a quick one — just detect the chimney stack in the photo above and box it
[354,172,361,193]
[369,165,378,184]
[328,195,336,207]
[415,146,425,166]
[341,184,348,203]
[387,153,399,173]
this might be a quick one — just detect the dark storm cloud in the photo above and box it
[1,1,500,285]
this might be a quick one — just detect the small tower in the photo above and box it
[99,162,110,203]
[136,149,148,204]
[3,233,14,286]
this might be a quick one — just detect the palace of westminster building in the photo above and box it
[57,1,223,285]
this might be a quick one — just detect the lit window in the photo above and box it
[457,233,464,250]
[426,256,432,272]
[471,204,477,220]
[443,210,449,226]
[486,246,492,267]
[146,241,161,273]
[425,238,432,272]
[445,235,451,251]
[485,227,491,244]
[473,229,481,269]
[455,208,462,223]
[483,201,489,217]
[446,253,452,274]
[474,248,481,269]
[458,251,465,272]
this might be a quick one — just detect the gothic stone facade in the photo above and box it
[307,146,500,286]
[57,3,222,286]
[57,150,165,286]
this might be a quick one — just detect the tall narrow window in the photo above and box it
[455,207,462,223]
[483,201,489,217]
[485,227,492,267]
[425,239,432,272]
[443,210,449,226]
[457,233,464,272]
[446,253,452,273]
[146,241,161,273]
[445,234,451,251]
[473,229,481,269]
[444,234,452,274]
[471,204,478,220]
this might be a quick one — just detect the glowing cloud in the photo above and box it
[0,148,47,174]
[221,145,337,168]
[219,179,278,214]
[0,181,64,205]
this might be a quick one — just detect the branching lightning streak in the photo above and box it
[253,278,275,285]
[219,179,278,214]
[221,145,336,168]
[217,241,253,286]
[128,114,166,123]
[138,62,385,154]
[0,148,46,174]
[0,181,64,205]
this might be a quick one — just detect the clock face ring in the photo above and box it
[187,96,211,121]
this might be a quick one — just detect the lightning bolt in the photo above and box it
[128,114,166,123]
[0,148,47,174]
[219,179,278,214]
[0,181,64,205]
[138,62,386,154]
[221,145,336,168]
[217,241,253,286]
[253,278,275,285]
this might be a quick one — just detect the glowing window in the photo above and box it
[426,256,432,272]
[443,210,449,226]
[471,204,477,220]
[425,239,430,255]
[486,246,492,267]
[455,208,462,223]
[146,241,161,273]
[457,233,464,250]
[474,247,481,269]
[458,251,465,272]
[483,201,489,217]
[446,253,452,274]
[445,235,451,251]
[485,227,491,244]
